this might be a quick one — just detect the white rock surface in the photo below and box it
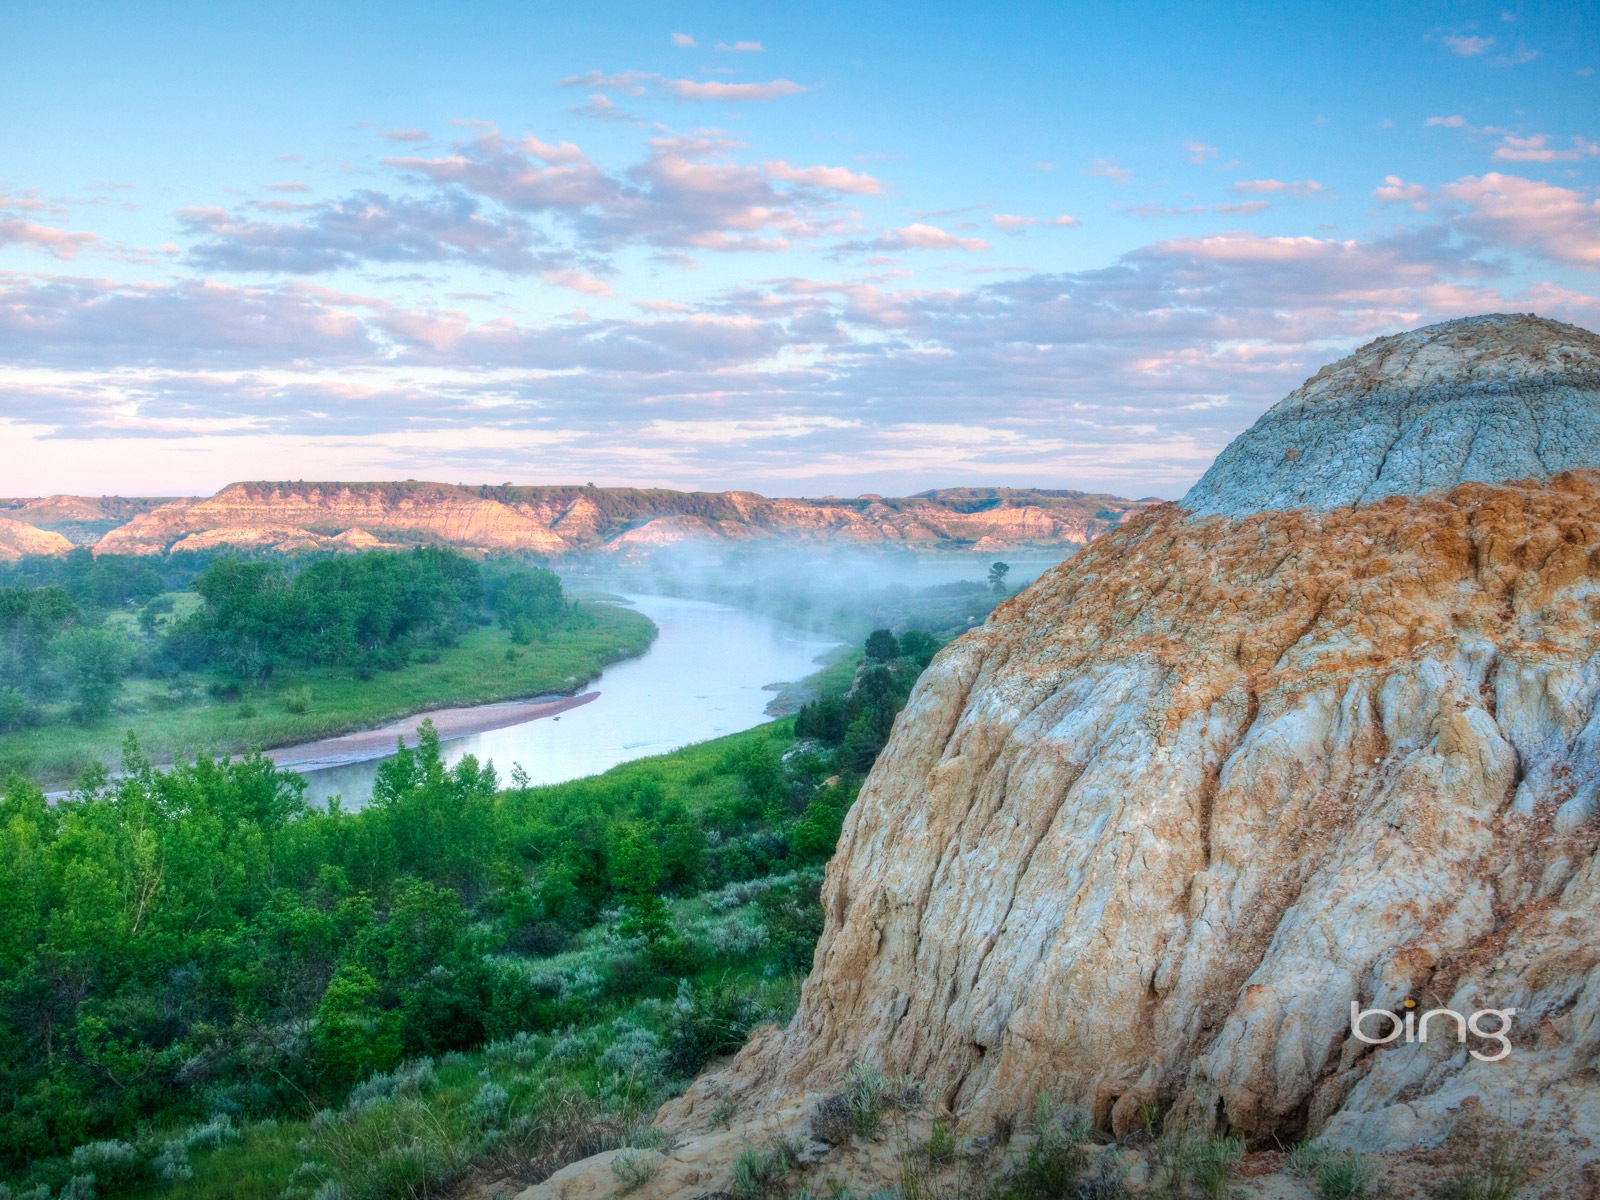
[1182,314,1600,516]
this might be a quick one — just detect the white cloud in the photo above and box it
[765,160,883,194]
[1443,34,1495,56]
[867,223,991,252]
[1493,134,1600,163]
[1232,179,1325,197]
[671,32,696,47]
[1084,157,1131,184]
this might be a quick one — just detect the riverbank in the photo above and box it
[268,690,600,772]
[1,599,656,789]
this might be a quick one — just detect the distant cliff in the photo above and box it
[3,482,1156,557]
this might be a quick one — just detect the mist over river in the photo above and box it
[295,594,839,807]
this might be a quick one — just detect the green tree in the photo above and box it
[987,561,1011,593]
[53,626,132,724]
[864,628,899,661]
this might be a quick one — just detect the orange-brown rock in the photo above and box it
[0,516,74,560]
[76,482,1152,557]
[96,481,569,556]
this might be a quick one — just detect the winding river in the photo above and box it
[294,594,839,807]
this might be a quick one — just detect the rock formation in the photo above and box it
[1183,313,1600,516]
[18,482,1153,558]
[0,516,73,561]
[602,314,1600,1195]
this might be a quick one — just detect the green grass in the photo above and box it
[0,600,655,788]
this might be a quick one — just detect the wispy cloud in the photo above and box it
[991,214,1036,232]
[560,70,807,102]
[0,218,99,258]
[764,160,883,194]
[180,190,557,274]
[670,31,696,47]
[1443,33,1495,56]
[861,223,990,252]
[1084,157,1131,184]
[1183,140,1218,165]
[381,129,430,144]
[1492,134,1600,163]
[716,41,764,53]
[1232,178,1326,198]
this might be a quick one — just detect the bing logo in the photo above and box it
[1350,998,1516,1062]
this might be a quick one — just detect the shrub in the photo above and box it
[70,1138,143,1190]
[1003,1096,1091,1199]
[1438,1126,1537,1200]
[610,1149,661,1194]
[283,685,314,713]
[926,1119,957,1166]
[809,1093,855,1145]
[730,1140,798,1200]
[1184,1134,1246,1199]
[471,1082,510,1127]
[1288,1142,1375,1200]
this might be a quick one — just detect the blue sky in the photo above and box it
[2,0,1597,498]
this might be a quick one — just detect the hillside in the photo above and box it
[1,482,1156,558]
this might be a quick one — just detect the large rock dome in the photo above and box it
[1182,313,1600,516]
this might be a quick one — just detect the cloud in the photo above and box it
[0,218,99,259]
[1232,178,1325,197]
[1492,134,1600,163]
[264,181,309,193]
[180,189,556,274]
[1215,201,1270,214]
[0,275,378,368]
[1439,172,1600,269]
[1426,114,1469,128]
[541,268,614,297]
[386,126,868,255]
[1050,215,1082,227]
[862,223,991,252]
[992,214,1036,232]
[715,41,764,53]
[1444,33,1495,56]
[764,160,883,194]
[1084,157,1131,184]
[662,78,806,101]
[566,94,645,124]
[559,70,807,102]
[1183,141,1218,164]
[382,128,430,143]
[671,31,696,47]
[1373,175,1430,208]
[5,206,1576,498]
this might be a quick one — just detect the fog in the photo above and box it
[555,541,1074,643]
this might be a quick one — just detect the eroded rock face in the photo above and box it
[80,482,1153,557]
[668,316,1600,1171]
[0,516,73,560]
[689,477,1600,1158]
[1183,314,1600,517]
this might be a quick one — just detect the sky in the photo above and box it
[2,0,1598,501]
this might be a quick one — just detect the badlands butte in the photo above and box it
[0,484,1155,560]
[513,314,1600,1199]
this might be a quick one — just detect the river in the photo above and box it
[294,594,840,807]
